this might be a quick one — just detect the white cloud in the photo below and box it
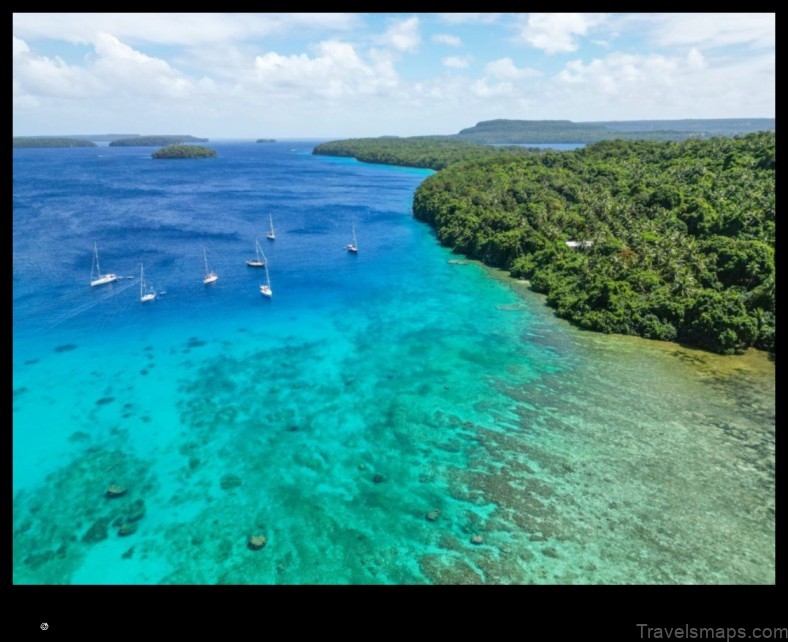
[485,57,540,80]
[13,35,29,55]
[687,48,706,71]
[557,53,676,94]
[432,33,462,47]
[518,13,607,54]
[380,16,421,52]
[254,40,398,99]
[91,32,198,99]
[12,13,363,46]
[551,49,774,118]
[442,55,471,69]
[438,13,501,25]
[472,79,515,98]
[649,13,774,49]
[11,13,776,137]
[13,35,103,99]
[13,31,209,107]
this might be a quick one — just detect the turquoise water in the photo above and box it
[13,142,774,584]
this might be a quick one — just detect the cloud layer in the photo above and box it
[13,12,775,137]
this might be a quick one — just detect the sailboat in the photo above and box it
[203,248,218,284]
[266,214,275,241]
[245,240,266,267]
[140,263,156,302]
[90,243,118,287]
[259,253,272,298]
[346,226,358,253]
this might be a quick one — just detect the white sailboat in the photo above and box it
[90,242,119,287]
[266,214,276,240]
[346,226,358,253]
[259,252,272,298]
[203,248,218,284]
[140,263,156,303]
[246,240,266,267]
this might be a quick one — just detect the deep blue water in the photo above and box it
[13,141,774,584]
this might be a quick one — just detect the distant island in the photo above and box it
[313,137,538,170]
[111,135,209,147]
[455,118,775,144]
[313,118,777,171]
[256,139,276,143]
[152,144,217,159]
[62,134,139,142]
[13,137,97,148]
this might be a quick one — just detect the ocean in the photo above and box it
[13,141,774,584]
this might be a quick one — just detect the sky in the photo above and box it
[12,12,775,139]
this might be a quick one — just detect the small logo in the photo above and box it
[40,623,49,630]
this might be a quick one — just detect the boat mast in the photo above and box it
[94,242,101,278]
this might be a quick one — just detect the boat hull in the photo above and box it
[90,274,118,286]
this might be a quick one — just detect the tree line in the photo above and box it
[411,133,774,354]
[313,137,541,170]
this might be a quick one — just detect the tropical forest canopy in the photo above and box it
[151,144,217,159]
[111,135,209,147]
[13,137,97,148]
[313,137,542,170]
[410,133,775,354]
[455,118,776,144]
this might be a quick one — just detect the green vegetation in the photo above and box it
[111,135,209,147]
[13,137,97,148]
[256,139,276,143]
[151,144,217,159]
[314,136,541,170]
[412,133,775,354]
[456,118,776,144]
[62,134,139,142]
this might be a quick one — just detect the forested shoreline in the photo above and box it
[456,118,776,144]
[151,144,217,159]
[316,133,774,354]
[111,135,209,146]
[313,137,541,170]
[13,137,97,148]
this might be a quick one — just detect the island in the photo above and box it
[313,137,539,170]
[62,134,139,142]
[455,118,776,144]
[152,144,217,159]
[412,133,774,354]
[256,139,276,143]
[13,137,97,148]
[111,135,209,147]
[315,129,774,355]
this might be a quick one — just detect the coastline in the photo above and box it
[313,145,774,358]
[455,253,775,371]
